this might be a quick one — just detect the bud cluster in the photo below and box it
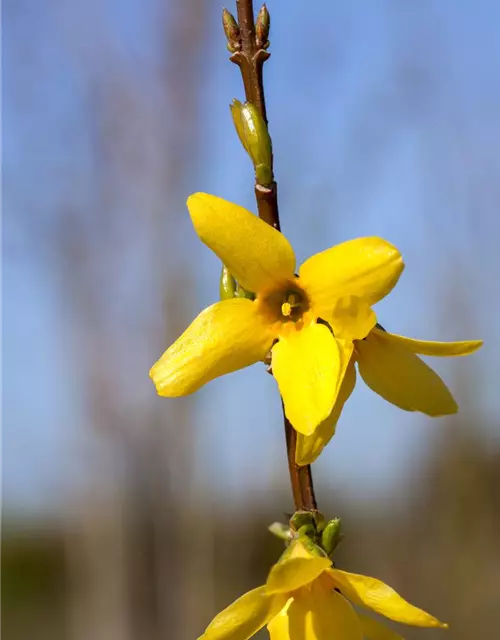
[269,510,343,557]
[222,4,270,52]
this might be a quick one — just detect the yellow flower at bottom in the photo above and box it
[150,193,404,437]
[198,539,446,640]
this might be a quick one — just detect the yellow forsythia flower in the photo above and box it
[150,193,401,435]
[295,325,482,465]
[198,538,447,640]
[150,193,481,443]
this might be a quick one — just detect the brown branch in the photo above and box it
[229,3,279,230]
[284,410,318,511]
[227,0,317,511]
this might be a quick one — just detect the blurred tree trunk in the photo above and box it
[61,1,213,639]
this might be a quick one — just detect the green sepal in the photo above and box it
[297,523,316,539]
[289,510,315,533]
[314,511,326,533]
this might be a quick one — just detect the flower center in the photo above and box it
[257,282,310,325]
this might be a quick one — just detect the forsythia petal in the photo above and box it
[329,295,377,341]
[283,538,320,561]
[372,328,483,357]
[272,323,342,436]
[269,597,319,640]
[199,586,284,640]
[328,569,447,628]
[356,330,458,416]
[296,360,356,465]
[357,613,405,640]
[187,193,296,293]
[300,581,363,640]
[299,237,404,313]
[266,556,332,595]
[150,299,273,396]
[267,599,293,640]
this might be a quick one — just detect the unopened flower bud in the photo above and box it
[255,4,270,49]
[230,99,273,186]
[222,8,240,52]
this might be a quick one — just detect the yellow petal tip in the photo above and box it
[186,191,205,202]
[293,420,318,437]
[149,363,160,385]
[149,363,173,397]
[432,399,458,416]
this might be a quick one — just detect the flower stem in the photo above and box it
[228,0,317,512]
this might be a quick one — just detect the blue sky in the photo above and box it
[4,0,500,515]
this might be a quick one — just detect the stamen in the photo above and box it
[282,301,292,317]
[281,292,302,318]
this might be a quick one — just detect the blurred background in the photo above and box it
[3,0,500,638]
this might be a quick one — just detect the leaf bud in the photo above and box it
[255,4,270,49]
[222,8,241,52]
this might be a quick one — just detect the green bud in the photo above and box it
[268,522,292,541]
[255,4,270,49]
[219,264,236,300]
[321,518,343,556]
[222,8,240,52]
[230,99,273,186]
